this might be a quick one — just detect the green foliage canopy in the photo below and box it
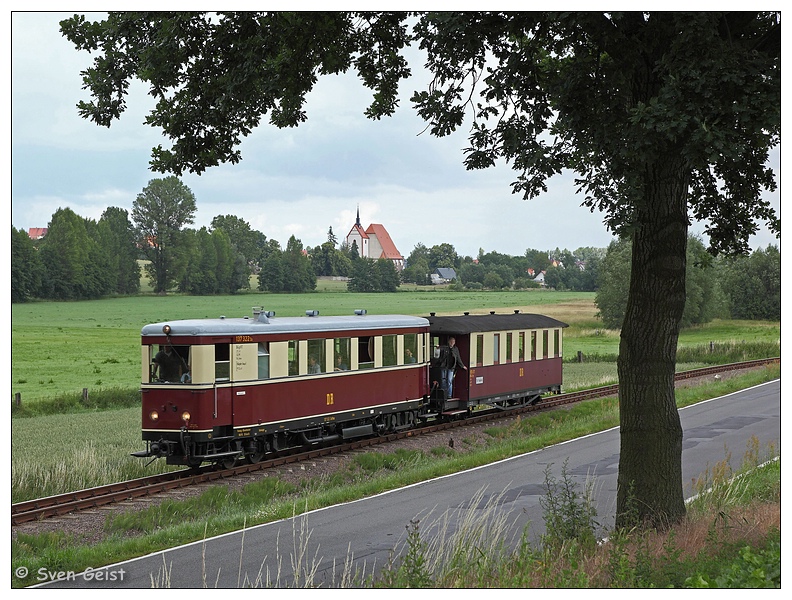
[132,176,197,294]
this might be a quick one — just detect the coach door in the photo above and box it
[212,342,233,424]
[451,334,471,404]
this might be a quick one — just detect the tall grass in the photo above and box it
[370,442,780,589]
[565,340,779,364]
[11,407,177,503]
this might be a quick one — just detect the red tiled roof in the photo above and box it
[347,223,369,239]
[27,227,47,239]
[366,223,403,260]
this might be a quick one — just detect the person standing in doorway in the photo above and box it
[440,336,467,398]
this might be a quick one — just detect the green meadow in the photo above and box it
[11,289,780,404]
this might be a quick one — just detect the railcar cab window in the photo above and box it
[150,344,190,383]
[475,334,484,367]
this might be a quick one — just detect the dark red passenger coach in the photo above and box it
[133,308,567,466]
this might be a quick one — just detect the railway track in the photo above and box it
[11,358,778,526]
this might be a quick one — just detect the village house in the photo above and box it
[430,267,457,284]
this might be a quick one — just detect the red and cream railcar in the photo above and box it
[134,309,431,466]
[427,312,568,413]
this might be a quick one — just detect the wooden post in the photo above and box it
[82,388,89,402]
[577,350,583,363]
[14,392,21,408]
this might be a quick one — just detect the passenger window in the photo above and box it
[358,336,374,370]
[476,335,484,367]
[554,329,561,357]
[518,332,525,362]
[258,343,269,379]
[288,340,299,375]
[506,332,513,363]
[334,337,351,371]
[493,333,500,365]
[307,339,325,374]
[543,330,549,359]
[531,331,537,361]
[404,333,418,364]
[382,335,398,367]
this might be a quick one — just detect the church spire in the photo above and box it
[355,205,361,227]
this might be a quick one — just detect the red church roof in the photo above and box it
[366,224,403,260]
[347,223,369,240]
[27,227,47,240]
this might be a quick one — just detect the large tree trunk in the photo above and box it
[615,156,689,529]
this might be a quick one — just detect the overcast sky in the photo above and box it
[9,11,781,260]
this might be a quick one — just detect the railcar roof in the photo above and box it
[427,312,568,335]
[141,314,430,337]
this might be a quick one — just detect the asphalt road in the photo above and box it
[34,379,780,589]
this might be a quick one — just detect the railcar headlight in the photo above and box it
[162,324,171,335]
[149,410,159,422]
[181,411,191,423]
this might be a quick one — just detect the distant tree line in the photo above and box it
[400,242,603,292]
[12,176,780,324]
[594,236,780,328]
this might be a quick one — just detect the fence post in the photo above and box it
[82,388,89,403]
[577,350,583,363]
[14,392,21,408]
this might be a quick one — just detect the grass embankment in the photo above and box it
[11,365,780,588]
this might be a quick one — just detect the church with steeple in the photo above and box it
[345,207,404,271]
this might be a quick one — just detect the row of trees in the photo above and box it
[12,207,141,302]
[14,194,779,325]
[15,171,613,301]
[595,236,781,329]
